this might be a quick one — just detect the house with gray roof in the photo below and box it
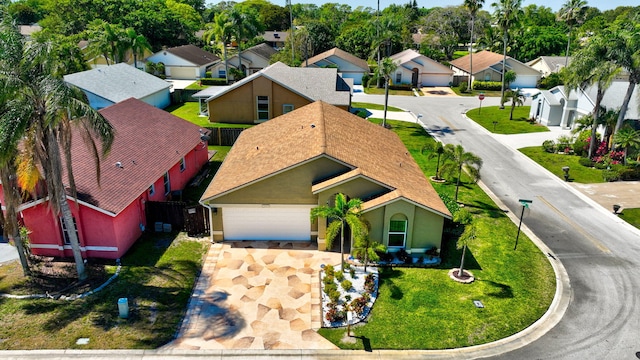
[210,43,278,79]
[64,63,171,109]
[147,44,219,80]
[390,49,453,87]
[530,81,640,129]
[193,62,352,124]
[526,56,572,77]
[302,47,369,85]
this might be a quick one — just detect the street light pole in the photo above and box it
[515,199,532,251]
[287,0,294,65]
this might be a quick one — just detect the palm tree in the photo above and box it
[464,0,485,91]
[422,141,447,180]
[352,225,386,273]
[454,209,476,278]
[504,88,525,120]
[608,28,640,136]
[441,144,483,202]
[613,127,640,165]
[0,162,31,276]
[492,0,523,109]
[123,28,151,69]
[2,39,114,281]
[565,32,619,158]
[558,0,588,67]
[204,12,233,84]
[374,57,397,128]
[229,8,263,78]
[87,20,125,65]
[310,193,364,271]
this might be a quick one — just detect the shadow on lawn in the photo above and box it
[378,268,404,300]
[479,280,514,298]
[439,235,482,271]
[464,200,508,219]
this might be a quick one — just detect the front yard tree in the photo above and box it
[558,0,588,67]
[203,11,233,84]
[504,88,525,120]
[492,0,523,109]
[464,0,485,90]
[375,57,398,128]
[441,144,483,202]
[2,36,114,281]
[454,209,476,278]
[613,127,640,165]
[229,6,263,77]
[352,227,386,273]
[423,141,447,180]
[311,193,364,271]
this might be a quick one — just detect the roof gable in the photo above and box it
[165,45,219,66]
[449,50,505,74]
[64,63,171,104]
[68,98,203,214]
[201,101,450,217]
[303,47,369,71]
[390,49,453,74]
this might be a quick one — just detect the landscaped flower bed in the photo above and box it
[321,263,378,328]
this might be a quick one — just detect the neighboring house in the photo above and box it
[64,63,171,109]
[450,50,541,89]
[18,24,41,40]
[302,47,369,86]
[0,98,209,259]
[193,62,352,123]
[529,81,640,129]
[263,31,289,49]
[526,56,572,77]
[210,43,277,79]
[389,49,454,87]
[147,44,220,80]
[78,39,153,70]
[200,101,451,254]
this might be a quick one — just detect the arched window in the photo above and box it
[388,214,408,248]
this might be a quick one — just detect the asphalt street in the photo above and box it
[360,93,640,360]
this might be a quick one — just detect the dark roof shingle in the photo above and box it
[165,44,220,66]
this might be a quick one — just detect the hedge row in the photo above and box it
[473,81,502,91]
[200,78,227,85]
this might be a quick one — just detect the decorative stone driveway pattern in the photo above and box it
[170,241,342,350]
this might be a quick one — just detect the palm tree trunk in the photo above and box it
[500,34,508,109]
[588,88,604,158]
[340,221,345,271]
[469,16,475,91]
[383,77,389,128]
[458,245,467,277]
[436,153,441,179]
[565,28,572,67]
[46,131,87,281]
[223,44,229,84]
[0,166,30,276]
[455,163,462,202]
[613,80,636,135]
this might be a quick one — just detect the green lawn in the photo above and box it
[363,87,417,96]
[519,146,605,183]
[319,119,556,349]
[450,88,503,97]
[351,102,403,112]
[619,208,640,229]
[166,102,252,129]
[0,233,208,349]
[466,106,549,134]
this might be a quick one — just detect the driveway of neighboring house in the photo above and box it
[421,86,457,96]
[168,241,342,350]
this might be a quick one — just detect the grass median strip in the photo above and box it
[466,106,549,134]
[519,146,605,183]
[319,119,555,349]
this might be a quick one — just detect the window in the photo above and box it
[283,104,294,114]
[388,219,407,248]
[395,72,402,84]
[179,157,186,172]
[149,184,155,195]
[60,217,79,245]
[218,69,226,78]
[484,73,491,81]
[163,172,170,195]
[257,96,269,121]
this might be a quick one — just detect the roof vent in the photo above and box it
[310,124,316,128]
[274,33,280,38]
[115,162,123,168]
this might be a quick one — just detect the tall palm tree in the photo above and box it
[441,144,483,202]
[558,0,588,67]
[123,28,151,69]
[229,8,263,78]
[464,0,485,91]
[374,57,397,128]
[352,225,386,273]
[87,21,125,65]
[422,141,447,180]
[504,88,525,120]
[204,12,233,84]
[565,32,619,159]
[454,209,476,278]
[2,39,114,281]
[310,193,364,271]
[613,127,640,165]
[492,0,523,109]
[608,27,640,136]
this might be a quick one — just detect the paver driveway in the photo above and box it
[169,241,342,350]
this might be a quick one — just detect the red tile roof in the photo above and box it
[67,98,204,214]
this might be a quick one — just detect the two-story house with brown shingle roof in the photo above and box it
[1,98,210,259]
[200,101,451,255]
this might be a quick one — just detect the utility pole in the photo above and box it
[287,0,295,65]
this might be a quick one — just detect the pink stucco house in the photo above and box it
[0,98,209,259]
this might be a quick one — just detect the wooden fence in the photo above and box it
[205,127,245,146]
[145,201,210,236]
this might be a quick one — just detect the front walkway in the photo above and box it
[168,241,342,350]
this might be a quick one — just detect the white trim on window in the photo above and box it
[59,217,79,245]
[388,219,407,248]
[257,95,269,121]
[163,172,171,195]
[179,157,186,172]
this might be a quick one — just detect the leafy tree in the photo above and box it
[422,141,447,180]
[352,225,386,273]
[492,0,523,108]
[607,24,640,136]
[613,127,640,164]
[203,11,233,83]
[558,0,588,67]
[420,6,467,60]
[335,22,375,60]
[86,20,125,65]
[0,36,114,280]
[504,89,525,120]
[454,209,476,278]
[441,144,483,202]
[464,0,485,90]
[310,193,364,271]
[229,6,263,76]
[122,27,151,69]
[374,57,397,128]
[564,32,620,158]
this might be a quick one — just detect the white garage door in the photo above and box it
[422,74,452,87]
[222,206,311,241]
[168,67,196,80]
[511,75,539,89]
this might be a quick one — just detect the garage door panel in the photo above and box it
[422,75,452,87]
[223,207,311,241]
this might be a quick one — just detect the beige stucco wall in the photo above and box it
[411,207,445,252]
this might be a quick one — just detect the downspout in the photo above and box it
[199,199,215,243]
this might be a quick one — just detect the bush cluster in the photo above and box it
[350,293,370,316]
[200,78,227,85]
[542,140,557,153]
[472,81,502,91]
[341,279,353,292]
[364,274,376,293]
[325,302,346,323]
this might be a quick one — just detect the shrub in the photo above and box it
[361,73,370,87]
[603,169,620,182]
[324,281,337,295]
[326,306,346,323]
[619,168,640,180]
[336,271,345,282]
[389,83,412,91]
[458,81,468,93]
[578,157,595,167]
[200,78,227,85]
[328,289,341,303]
[364,274,376,293]
[537,72,563,89]
[324,264,335,277]
[542,140,557,153]
[349,267,356,278]
[378,251,393,263]
[396,249,412,264]
[556,135,574,151]
[323,274,335,286]
[341,279,353,292]
[350,294,370,316]
[426,247,439,256]
[204,71,212,78]
[472,81,502,91]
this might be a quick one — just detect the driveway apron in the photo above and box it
[169,241,342,350]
